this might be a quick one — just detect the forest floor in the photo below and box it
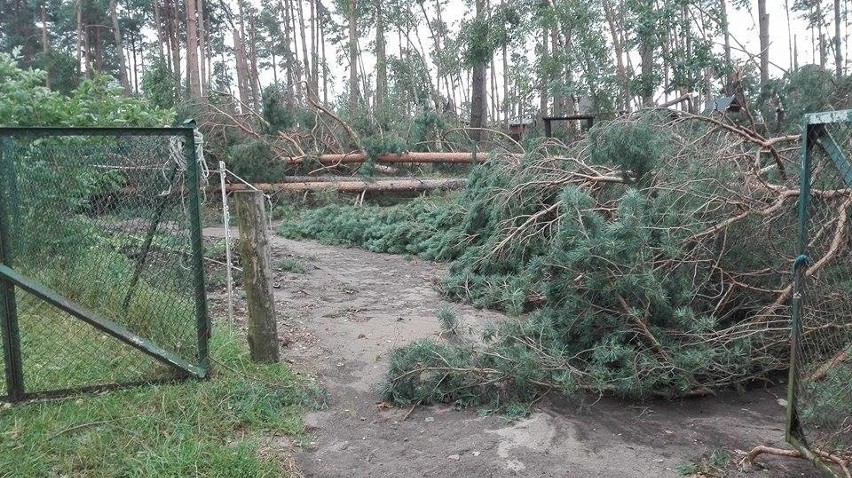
[204,226,820,478]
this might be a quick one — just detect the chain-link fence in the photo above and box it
[788,111,852,475]
[0,127,209,401]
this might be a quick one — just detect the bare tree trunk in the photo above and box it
[40,3,50,88]
[168,0,181,96]
[348,0,359,114]
[310,0,318,94]
[603,0,628,111]
[817,0,826,70]
[321,18,327,104]
[198,0,207,95]
[296,0,311,88]
[757,0,769,88]
[469,0,487,141]
[185,0,200,98]
[784,0,793,71]
[538,0,549,116]
[76,0,83,74]
[233,29,251,107]
[234,191,280,364]
[374,0,387,114]
[639,1,654,106]
[719,0,731,68]
[109,0,131,93]
[834,0,842,79]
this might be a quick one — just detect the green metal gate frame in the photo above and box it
[0,126,210,402]
[787,109,852,475]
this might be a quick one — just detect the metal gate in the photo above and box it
[788,110,852,475]
[0,126,209,402]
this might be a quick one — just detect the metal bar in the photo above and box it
[219,161,236,329]
[786,123,815,443]
[787,436,840,477]
[184,125,211,372]
[0,127,194,137]
[0,138,24,402]
[17,376,190,403]
[813,125,852,188]
[803,109,852,125]
[0,265,206,378]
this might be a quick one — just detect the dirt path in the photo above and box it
[204,227,818,478]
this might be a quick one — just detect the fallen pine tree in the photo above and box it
[280,111,852,409]
[226,178,466,194]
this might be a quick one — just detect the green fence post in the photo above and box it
[786,122,815,443]
[0,136,25,402]
[184,123,210,374]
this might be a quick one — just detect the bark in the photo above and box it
[719,0,731,68]
[538,0,549,116]
[757,0,769,88]
[227,178,467,193]
[234,191,281,363]
[76,0,83,74]
[185,0,200,98]
[639,0,655,106]
[469,0,488,142]
[835,0,842,79]
[281,151,489,165]
[296,0,311,89]
[817,0,826,71]
[348,0,358,114]
[602,0,628,111]
[233,28,251,107]
[40,3,50,88]
[198,0,207,94]
[109,0,132,95]
[784,0,793,71]
[374,0,387,114]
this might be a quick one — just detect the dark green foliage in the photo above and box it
[261,84,296,133]
[227,140,290,183]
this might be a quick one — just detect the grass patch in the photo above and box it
[0,332,324,477]
[277,257,308,274]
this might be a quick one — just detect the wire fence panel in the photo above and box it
[0,127,209,401]
[788,112,852,474]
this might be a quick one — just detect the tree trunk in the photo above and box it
[76,0,83,74]
[719,0,731,68]
[816,0,826,71]
[602,0,628,111]
[234,191,280,364]
[348,0,359,114]
[538,0,549,116]
[233,28,251,107]
[198,0,207,95]
[639,0,655,106]
[757,0,769,88]
[40,3,50,88]
[185,0,200,98]
[296,0,311,89]
[374,0,387,115]
[228,179,467,193]
[109,0,132,95]
[784,0,793,71]
[834,0,842,79]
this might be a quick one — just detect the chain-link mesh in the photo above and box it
[789,117,852,470]
[0,128,208,400]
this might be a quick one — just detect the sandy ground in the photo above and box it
[204,226,820,478]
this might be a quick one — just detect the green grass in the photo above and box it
[0,332,324,477]
[276,257,308,274]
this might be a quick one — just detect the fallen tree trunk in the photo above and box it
[226,178,467,193]
[284,152,487,165]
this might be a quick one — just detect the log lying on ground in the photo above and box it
[226,178,467,193]
[284,152,488,165]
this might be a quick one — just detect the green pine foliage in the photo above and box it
[280,111,818,405]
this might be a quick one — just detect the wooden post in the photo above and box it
[234,191,280,363]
